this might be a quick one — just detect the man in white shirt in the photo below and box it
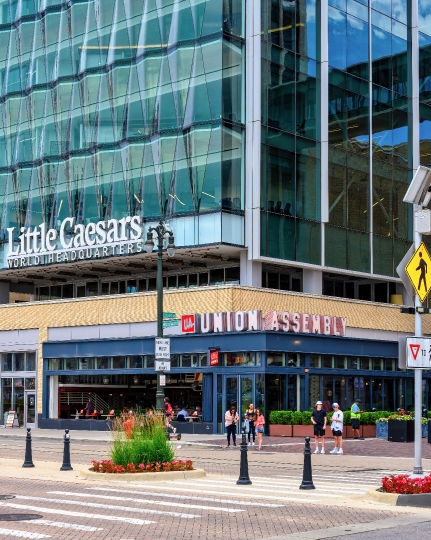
[329,403,344,454]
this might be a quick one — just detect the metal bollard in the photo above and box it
[299,436,315,490]
[22,428,34,468]
[237,427,252,485]
[60,429,73,471]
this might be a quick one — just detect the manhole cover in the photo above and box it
[0,495,15,500]
[0,514,43,521]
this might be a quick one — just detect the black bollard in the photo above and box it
[299,436,315,490]
[22,428,34,468]
[60,429,73,471]
[237,427,252,485]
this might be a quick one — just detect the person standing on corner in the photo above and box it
[255,408,265,450]
[225,406,240,447]
[351,398,364,440]
[330,403,344,454]
[311,401,327,454]
[245,403,257,446]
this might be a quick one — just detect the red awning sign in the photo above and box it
[409,343,421,361]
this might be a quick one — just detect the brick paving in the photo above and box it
[0,476,395,540]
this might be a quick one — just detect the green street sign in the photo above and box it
[162,320,179,329]
[163,312,176,319]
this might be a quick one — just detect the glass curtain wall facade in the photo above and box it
[0,0,245,262]
[261,0,321,265]
[259,0,428,279]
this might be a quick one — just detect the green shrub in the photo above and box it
[343,410,351,426]
[291,411,303,425]
[360,412,371,426]
[302,411,313,425]
[269,411,292,425]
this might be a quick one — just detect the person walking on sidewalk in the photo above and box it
[330,403,344,454]
[225,406,240,447]
[255,408,265,450]
[311,401,327,454]
[351,399,364,440]
[245,404,257,446]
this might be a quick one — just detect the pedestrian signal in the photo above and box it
[405,242,431,303]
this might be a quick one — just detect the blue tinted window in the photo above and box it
[329,7,347,71]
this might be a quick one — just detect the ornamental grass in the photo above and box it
[107,412,176,468]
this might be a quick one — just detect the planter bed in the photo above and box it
[388,420,414,442]
[367,488,431,508]
[269,425,292,437]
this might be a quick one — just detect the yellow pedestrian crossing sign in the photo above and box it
[405,242,431,303]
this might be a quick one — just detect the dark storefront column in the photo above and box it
[202,373,213,422]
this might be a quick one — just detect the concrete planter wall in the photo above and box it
[368,488,431,508]
[269,425,293,436]
[362,425,376,438]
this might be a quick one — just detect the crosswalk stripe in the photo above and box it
[21,520,103,532]
[48,491,244,513]
[279,474,383,482]
[123,483,322,502]
[86,487,284,507]
[2,503,155,526]
[173,479,366,494]
[14,496,199,519]
[0,530,50,539]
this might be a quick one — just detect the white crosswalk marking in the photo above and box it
[0,529,50,539]
[192,478,366,493]
[48,491,245,513]
[21,520,103,532]
[2,503,155,526]
[85,487,285,507]
[13,495,200,519]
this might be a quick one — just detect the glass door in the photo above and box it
[221,375,255,433]
[25,392,36,427]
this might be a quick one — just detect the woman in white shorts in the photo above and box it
[330,403,344,454]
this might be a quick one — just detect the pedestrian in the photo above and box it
[351,399,364,440]
[85,398,94,418]
[245,403,257,446]
[164,397,176,434]
[225,406,240,447]
[255,408,265,450]
[311,401,327,453]
[330,403,344,454]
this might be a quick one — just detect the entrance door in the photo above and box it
[25,392,36,427]
[222,375,254,432]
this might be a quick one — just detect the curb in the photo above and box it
[80,468,206,482]
[367,488,431,508]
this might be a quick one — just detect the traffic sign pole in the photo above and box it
[414,206,423,476]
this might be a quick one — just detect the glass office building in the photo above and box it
[0,0,429,429]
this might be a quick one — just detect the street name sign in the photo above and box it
[163,312,176,319]
[406,337,431,368]
[162,320,179,329]
[155,337,170,359]
[405,242,431,303]
[155,360,171,372]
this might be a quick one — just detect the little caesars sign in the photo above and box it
[7,216,145,268]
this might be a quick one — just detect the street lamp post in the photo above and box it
[144,220,175,411]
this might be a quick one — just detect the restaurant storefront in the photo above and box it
[39,314,431,433]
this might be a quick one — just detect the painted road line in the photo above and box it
[48,491,244,513]
[3,503,155,526]
[14,496,199,519]
[122,484,322,502]
[171,479,365,494]
[85,487,285,507]
[0,530,50,539]
[21,520,103,531]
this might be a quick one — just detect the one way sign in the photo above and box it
[406,337,431,368]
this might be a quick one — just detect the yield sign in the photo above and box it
[409,343,421,360]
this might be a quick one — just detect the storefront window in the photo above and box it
[267,353,284,366]
[310,354,321,368]
[14,378,24,425]
[130,356,143,369]
[146,355,155,368]
[373,359,383,370]
[95,357,110,369]
[309,374,320,405]
[334,377,347,409]
[1,378,12,425]
[348,357,359,369]
[25,378,35,390]
[288,375,298,410]
[287,354,303,367]
[170,355,179,368]
[112,357,126,369]
[26,353,36,371]
[79,358,94,370]
[335,357,346,369]
[14,353,25,371]
[384,359,395,370]
[256,374,265,410]
[265,374,284,412]
[322,356,333,369]
[217,374,223,432]
[225,352,255,366]
[361,358,371,369]
[49,358,63,370]
[64,358,78,370]
[181,355,198,368]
